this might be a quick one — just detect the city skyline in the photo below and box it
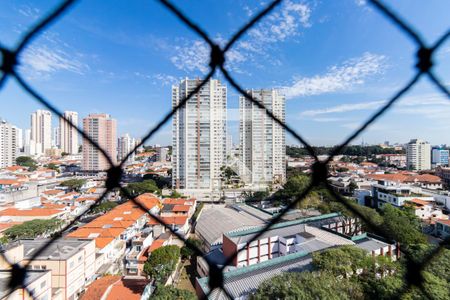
[0,0,449,146]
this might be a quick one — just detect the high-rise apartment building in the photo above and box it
[0,119,18,168]
[240,89,286,186]
[82,114,117,171]
[406,139,431,171]
[156,147,169,162]
[30,110,52,155]
[15,127,23,151]
[432,148,449,167]
[117,133,136,163]
[59,111,79,154]
[172,78,227,191]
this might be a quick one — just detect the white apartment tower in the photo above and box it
[82,114,117,171]
[59,111,79,154]
[406,139,431,171]
[0,119,18,168]
[172,78,227,191]
[30,110,52,155]
[240,89,286,186]
[117,133,136,163]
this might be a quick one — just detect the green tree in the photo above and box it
[122,180,160,198]
[16,156,38,171]
[4,219,64,240]
[61,152,69,156]
[60,179,86,191]
[252,271,364,300]
[143,173,171,189]
[380,204,426,246]
[91,201,118,214]
[44,163,59,172]
[143,245,180,283]
[312,245,372,278]
[150,284,196,300]
[180,238,202,259]
[169,190,183,198]
[348,181,358,194]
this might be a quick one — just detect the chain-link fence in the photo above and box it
[0,0,449,299]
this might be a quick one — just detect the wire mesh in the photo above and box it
[0,0,449,299]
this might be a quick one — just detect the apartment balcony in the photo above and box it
[125,261,138,269]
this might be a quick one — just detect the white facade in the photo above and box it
[172,78,227,192]
[59,111,79,154]
[157,147,169,162]
[406,139,431,171]
[117,133,136,163]
[30,110,52,155]
[15,127,23,151]
[0,120,18,168]
[431,148,449,167]
[240,89,286,187]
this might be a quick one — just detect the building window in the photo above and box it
[41,280,46,289]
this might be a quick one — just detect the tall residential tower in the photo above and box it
[0,119,18,168]
[30,110,52,155]
[172,78,227,192]
[82,114,117,171]
[240,89,286,187]
[59,111,79,154]
[406,139,431,171]
[117,133,136,163]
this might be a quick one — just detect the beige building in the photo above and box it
[406,139,431,171]
[0,238,96,300]
[1,243,53,300]
[60,111,79,155]
[82,114,117,171]
[31,110,52,155]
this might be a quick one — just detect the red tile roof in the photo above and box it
[172,205,191,212]
[407,198,433,207]
[0,208,64,217]
[437,219,450,226]
[81,276,149,300]
[81,276,121,300]
[0,179,20,185]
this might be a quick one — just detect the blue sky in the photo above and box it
[0,0,449,146]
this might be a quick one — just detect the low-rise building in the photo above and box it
[0,208,67,222]
[0,238,95,300]
[435,219,450,239]
[371,180,434,208]
[405,199,446,221]
[196,213,399,299]
[67,193,160,273]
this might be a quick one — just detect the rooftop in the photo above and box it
[197,251,314,300]
[196,206,264,247]
[20,238,92,260]
[0,270,50,299]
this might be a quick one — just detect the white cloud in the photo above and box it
[152,73,179,86]
[301,93,450,121]
[21,45,88,78]
[301,100,385,117]
[249,0,311,43]
[355,0,367,7]
[284,52,386,99]
[17,5,40,19]
[170,1,312,74]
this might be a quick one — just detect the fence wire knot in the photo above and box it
[416,47,433,72]
[0,48,17,73]
[210,44,225,68]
